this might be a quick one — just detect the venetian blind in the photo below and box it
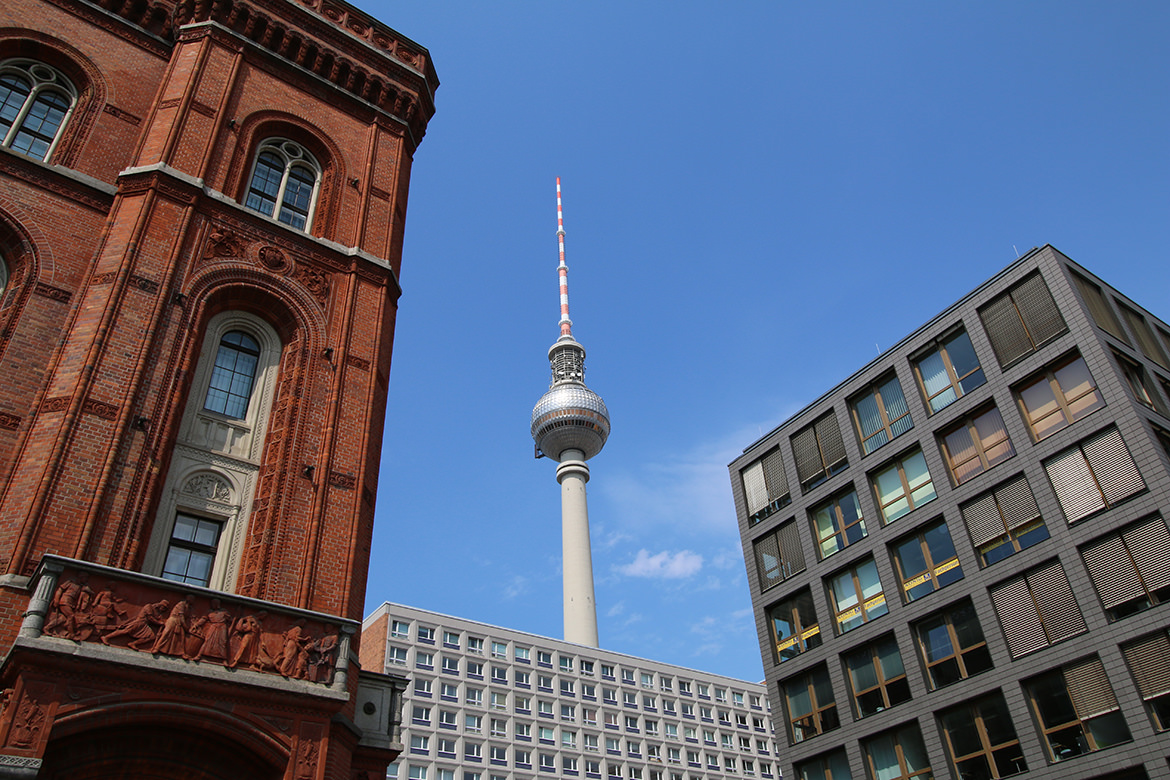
[1072,272,1128,343]
[1122,632,1170,701]
[1063,656,1119,719]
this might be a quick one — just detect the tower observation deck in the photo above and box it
[530,179,610,647]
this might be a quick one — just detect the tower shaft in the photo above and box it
[558,451,598,646]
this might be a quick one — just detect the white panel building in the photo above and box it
[363,604,782,780]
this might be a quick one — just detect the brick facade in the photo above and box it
[0,0,436,775]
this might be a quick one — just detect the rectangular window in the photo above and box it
[414,678,432,695]
[467,637,483,654]
[891,519,963,602]
[622,668,635,683]
[603,688,617,704]
[439,710,456,728]
[623,691,637,706]
[1016,354,1104,440]
[491,640,506,657]
[418,626,434,642]
[491,746,507,762]
[515,646,530,661]
[467,661,483,678]
[601,664,614,679]
[828,558,888,634]
[562,680,576,696]
[560,655,574,671]
[582,660,594,675]
[410,735,429,754]
[862,724,931,780]
[742,447,792,525]
[871,448,936,524]
[914,600,993,689]
[411,706,430,725]
[562,704,575,721]
[492,666,507,683]
[388,646,407,666]
[844,636,911,718]
[391,619,409,638]
[538,699,553,715]
[978,272,1066,367]
[1045,426,1145,522]
[538,675,553,691]
[408,767,427,780]
[939,694,1027,779]
[515,750,531,767]
[466,714,482,732]
[1115,351,1165,411]
[1072,271,1128,343]
[640,672,654,689]
[516,723,531,738]
[515,670,530,686]
[913,328,986,413]
[811,489,867,559]
[941,405,1015,485]
[766,589,822,662]
[515,696,530,714]
[796,751,852,780]
[1119,302,1170,368]
[753,520,806,591]
[1121,631,1170,731]
[850,374,913,455]
[791,411,849,493]
[990,559,1087,658]
[465,742,482,760]
[442,656,459,674]
[444,630,460,648]
[491,718,507,737]
[960,474,1049,566]
[1027,657,1132,761]
[161,513,222,586]
[1080,515,1170,620]
[490,692,507,710]
[538,650,552,665]
[783,666,838,744]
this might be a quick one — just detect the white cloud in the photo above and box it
[617,549,703,579]
[502,575,529,599]
[606,601,626,618]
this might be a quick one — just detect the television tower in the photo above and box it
[531,178,611,647]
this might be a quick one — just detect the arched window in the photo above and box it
[204,330,261,418]
[244,139,321,231]
[0,60,77,161]
[146,312,281,591]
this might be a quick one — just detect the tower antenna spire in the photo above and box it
[556,176,572,338]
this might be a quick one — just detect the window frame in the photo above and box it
[243,138,323,232]
[913,600,993,690]
[870,448,937,524]
[861,724,932,780]
[960,474,1049,566]
[828,558,888,634]
[791,411,849,493]
[810,489,867,560]
[938,693,1027,779]
[782,665,839,744]
[766,590,822,663]
[1044,426,1146,523]
[1026,657,1132,762]
[1014,354,1105,441]
[843,636,911,719]
[849,373,914,455]
[890,518,963,603]
[912,328,986,414]
[1080,514,1170,620]
[0,59,78,161]
[989,559,1086,658]
[940,404,1015,486]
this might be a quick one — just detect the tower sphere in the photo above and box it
[531,381,610,462]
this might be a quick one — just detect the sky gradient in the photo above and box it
[360,2,1170,681]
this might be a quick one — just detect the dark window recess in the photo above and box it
[978,271,1067,367]
[990,560,1086,658]
[1044,427,1145,523]
[792,412,848,493]
[742,447,791,525]
[1081,515,1170,620]
[753,520,805,592]
[960,475,1049,566]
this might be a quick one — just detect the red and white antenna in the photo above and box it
[556,177,572,338]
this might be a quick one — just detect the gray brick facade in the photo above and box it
[730,246,1170,780]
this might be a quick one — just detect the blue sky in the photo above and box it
[360,2,1170,680]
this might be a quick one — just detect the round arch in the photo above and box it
[41,701,289,779]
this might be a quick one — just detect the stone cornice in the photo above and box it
[0,146,115,214]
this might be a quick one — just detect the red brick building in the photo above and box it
[0,0,436,774]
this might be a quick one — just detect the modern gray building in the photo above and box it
[362,603,782,780]
[729,246,1170,780]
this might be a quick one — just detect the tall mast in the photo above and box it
[530,179,611,647]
